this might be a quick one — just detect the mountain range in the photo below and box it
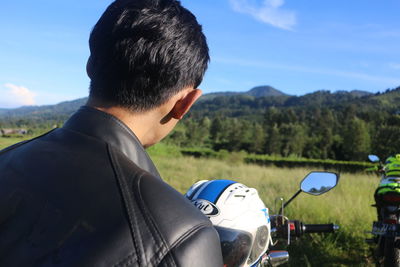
[199,85,289,100]
[1,85,398,124]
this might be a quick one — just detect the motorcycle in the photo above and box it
[259,171,340,266]
[366,154,400,267]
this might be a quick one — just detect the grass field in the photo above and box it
[150,151,378,266]
[0,136,30,150]
[1,138,379,266]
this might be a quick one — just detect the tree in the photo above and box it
[373,125,400,157]
[210,117,224,143]
[184,120,206,146]
[342,117,371,160]
[265,124,281,155]
[248,123,265,154]
[264,107,281,128]
[279,123,307,157]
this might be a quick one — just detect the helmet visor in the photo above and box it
[215,226,253,267]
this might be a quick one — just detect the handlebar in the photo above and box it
[290,220,339,237]
[303,223,339,233]
[271,216,339,241]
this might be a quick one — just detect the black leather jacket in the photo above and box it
[0,106,223,267]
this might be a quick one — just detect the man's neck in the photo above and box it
[88,105,151,146]
[86,102,177,148]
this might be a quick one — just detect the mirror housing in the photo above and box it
[300,171,339,196]
[368,154,380,163]
[280,171,340,214]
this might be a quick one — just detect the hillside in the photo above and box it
[1,85,400,161]
[0,98,87,124]
[199,85,287,101]
[0,86,390,124]
[188,88,378,120]
[247,85,288,97]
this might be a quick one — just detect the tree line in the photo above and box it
[164,89,400,161]
[1,87,400,161]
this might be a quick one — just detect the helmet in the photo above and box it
[185,179,271,267]
[384,154,400,177]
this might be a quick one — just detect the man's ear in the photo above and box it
[171,89,202,120]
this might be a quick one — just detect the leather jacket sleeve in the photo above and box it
[166,226,223,267]
[108,144,224,267]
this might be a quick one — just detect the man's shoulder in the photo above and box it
[108,144,213,233]
[0,127,106,158]
[108,145,219,265]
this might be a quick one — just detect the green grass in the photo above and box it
[180,147,375,173]
[0,136,32,150]
[150,152,378,266]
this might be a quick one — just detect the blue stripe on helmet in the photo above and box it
[196,179,237,203]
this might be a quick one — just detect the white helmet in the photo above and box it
[185,179,271,267]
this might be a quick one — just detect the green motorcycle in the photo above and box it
[367,154,400,267]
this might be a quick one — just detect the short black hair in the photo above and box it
[87,0,209,112]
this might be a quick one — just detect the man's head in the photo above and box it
[87,0,209,112]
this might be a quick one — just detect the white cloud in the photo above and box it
[0,83,36,108]
[229,0,297,30]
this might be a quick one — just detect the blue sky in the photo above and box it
[1,0,399,108]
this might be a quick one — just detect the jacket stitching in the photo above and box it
[127,172,147,266]
[169,222,211,250]
[108,143,207,267]
[134,173,212,266]
[132,173,159,265]
[132,173,172,266]
[161,223,213,267]
[167,224,215,266]
[108,145,143,266]
[109,143,171,266]
[160,253,175,267]
[113,251,136,267]
[112,152,176,266]
[110,147,171,267]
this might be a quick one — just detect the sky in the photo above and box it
[1,0,400,108]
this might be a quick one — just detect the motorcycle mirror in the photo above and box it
[300,171,339,196]
[368,154,380,163]
[281,171,339,213]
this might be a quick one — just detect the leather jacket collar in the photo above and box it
[63,106,161,178]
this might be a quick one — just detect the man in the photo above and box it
[0,0,223,266]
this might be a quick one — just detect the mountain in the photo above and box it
[349,90,373,97]
[334,90,372,98]
[247,86,288,97]
[0,98,87,123]
[200,85,287,101]
[0,86,398,125]
[188,87,399,120]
